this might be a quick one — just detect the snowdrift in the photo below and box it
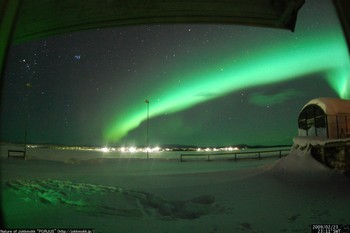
[268,137,349,186]
[6,179,222,220]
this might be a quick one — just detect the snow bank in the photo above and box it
[6,178,222,220]
[268,137,348,186]
[2,140,350,232]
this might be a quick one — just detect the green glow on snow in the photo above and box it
[104,28,350,143]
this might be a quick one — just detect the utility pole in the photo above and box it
[145,99,149,159]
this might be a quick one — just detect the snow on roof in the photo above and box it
[293,136,350,147]
[301,97,350,115]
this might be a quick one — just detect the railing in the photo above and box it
[180,149,290,162]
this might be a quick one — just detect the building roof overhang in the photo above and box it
[301,98,350,116]
[8,0,305,44]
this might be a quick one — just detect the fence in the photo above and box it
[180,149,290,162]
[8,150,26,159]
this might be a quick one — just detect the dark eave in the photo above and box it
[12,0,305,44]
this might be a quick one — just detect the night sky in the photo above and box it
[1,0,349,147]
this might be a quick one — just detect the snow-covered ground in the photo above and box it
[1,142,349,233]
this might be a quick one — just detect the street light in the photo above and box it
[145,99,149,159]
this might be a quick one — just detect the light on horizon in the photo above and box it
[100,147,110,153]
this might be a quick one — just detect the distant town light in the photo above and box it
[24,144,243,153]
[100,147,110,153]
[128,147,137,153]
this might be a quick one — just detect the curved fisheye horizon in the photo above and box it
[1,0,349,148]
[2,1,350,232]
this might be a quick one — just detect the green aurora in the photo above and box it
[104,26,350,143]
